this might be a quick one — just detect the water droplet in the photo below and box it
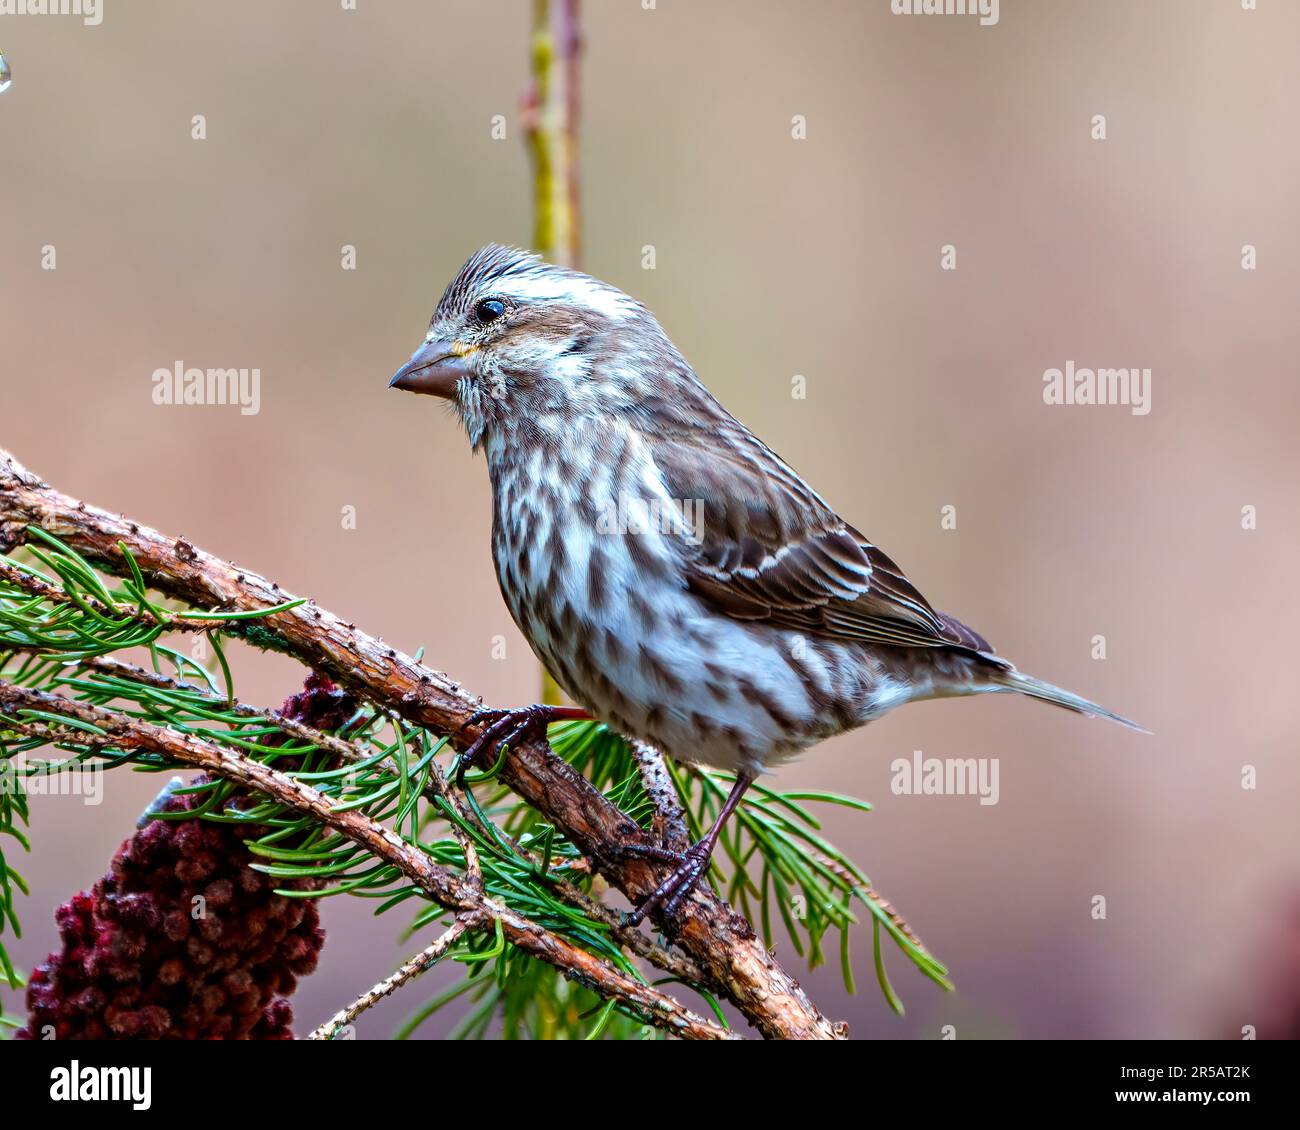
[0,54,11,95]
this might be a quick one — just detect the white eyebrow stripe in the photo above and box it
[492,273,636,321]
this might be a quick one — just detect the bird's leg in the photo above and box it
[455,704,593,787]
[622,771,755,927]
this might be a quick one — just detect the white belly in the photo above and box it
[486,426,884,775]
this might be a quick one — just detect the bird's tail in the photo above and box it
[991,668,1149,734]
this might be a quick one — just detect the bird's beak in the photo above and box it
[388,338,473,399]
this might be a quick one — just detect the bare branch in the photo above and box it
[307,917,474,1041]
[631,740,692,853]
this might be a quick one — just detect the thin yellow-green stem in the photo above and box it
[524,0,582,705]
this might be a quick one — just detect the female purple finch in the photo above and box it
[390,245,1144,923]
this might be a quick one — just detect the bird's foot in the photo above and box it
[455,703,591,787]
[620,837,717,926]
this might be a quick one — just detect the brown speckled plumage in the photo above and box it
[391,245,1144,916]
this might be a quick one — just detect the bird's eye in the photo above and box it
[474,298,505,324]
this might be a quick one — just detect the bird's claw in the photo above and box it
[455,703,591,787]
[621,838,716,926]
[456,706,545,786]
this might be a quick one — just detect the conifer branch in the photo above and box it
[62,656,701,985]
[0,682,734,1041]
[1,446,848,1039]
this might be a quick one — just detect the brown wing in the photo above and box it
[649,421,991,653]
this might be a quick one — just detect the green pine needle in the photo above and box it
[0,530,951,1039]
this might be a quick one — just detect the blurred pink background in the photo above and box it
[2,0,1297,1038]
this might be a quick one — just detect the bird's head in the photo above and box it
[389,244,688,448]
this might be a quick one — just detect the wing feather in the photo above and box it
[647,422,991,654]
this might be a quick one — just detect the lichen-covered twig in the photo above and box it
[307,918,473,1041]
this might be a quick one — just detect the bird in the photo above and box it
[389,244,1144,925]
